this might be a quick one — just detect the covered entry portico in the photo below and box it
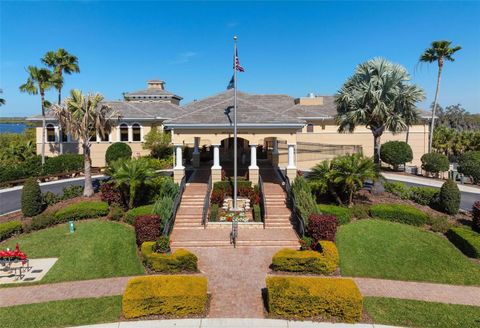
[169,127,301,183]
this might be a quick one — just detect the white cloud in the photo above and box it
[170,51,197,64]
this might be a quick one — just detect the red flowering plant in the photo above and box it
[0,243,28,265]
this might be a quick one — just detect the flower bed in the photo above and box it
[218,211,248,222]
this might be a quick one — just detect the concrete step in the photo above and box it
[171,239,299,248]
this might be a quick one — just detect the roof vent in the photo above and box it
[294,94,324,106]
[147,80,165,90]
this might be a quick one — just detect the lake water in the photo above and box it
[0,123,27,134]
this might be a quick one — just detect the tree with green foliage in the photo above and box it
[335,58,424,165]
[458,151,480,184]
[142,126,172,159]
[439,179,460,215]
[380,141,413,170]
[21,177,43,217]
[291,176,318,227]
[421,153,449,175]
[419,40,462,152]
[109,158,156,209]
[19,66,59,165]
[51,90,116,196]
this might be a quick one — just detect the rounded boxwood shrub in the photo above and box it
[106,142,132,164]
[438,179,460,215]
[458,151,480,184]
[380,141,413,169]
[370,203,428,226]
[54,201,109,222]
[421,153,449,174]
[21,177,43,217]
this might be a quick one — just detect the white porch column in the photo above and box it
[173,144,185,184]
[286,143,297,179]
[211,144,222,182]
[249,144,259,183]
[192,137,200,168]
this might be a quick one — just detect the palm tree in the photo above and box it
[19,66,56,164]
[420,40,461,152]
[335,58,425,165]
[42,49,80,105]
[109,158,156,209]
[0,89,5,106]
[50,90,115,196]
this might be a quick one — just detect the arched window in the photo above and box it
[120,123,129,141]
[307,123,314,133]
[46,124,56,142]
[132,123,141,141]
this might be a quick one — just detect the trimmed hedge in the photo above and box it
[307,214,338,242]
[446,227,480,259]
[21,178,43,217]
[439,179,460,215]
[122,275,208,319]
[43,154,83,175]
[271,241,339,274]
[134,215,161,246]
[370,203,428,226]
[106,142,132,165]
[54,201,109,222]
[0,221,22,242]
[409,186,439,206]
[266,276,363,322]
[421,153,449,174]
[141,242,198,272]
[124,204,154,225]
[317,204,352,225]
[383,181,411,200]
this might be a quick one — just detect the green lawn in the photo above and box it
[1,220,144,284]
[364,297,480,328]
[337,220,480,285]
[0,296,122,328]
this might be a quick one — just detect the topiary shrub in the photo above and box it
[317,204,352,225]
[124,204,154,225]
[271,241,339,274]
[265,276,363,322]
[141,242,198,272]
[134,215,161,246]
[472,201,480,232]
[458,151,480,184]
[380,141,413,170]
[54,201,109,222]
[307,214,338,242]
[438,179,460,215]
[106,142,132,165]
[21,178,43,217]
[383,181,411,199]
[370,203,428,226]
[421,153,449,174]
[409,186,439,206]
[0,221,22,241]
[122,275,207,319]
[446,227,480,258]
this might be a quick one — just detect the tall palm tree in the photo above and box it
[335,58,425,165]
[19,66,56,164]
[50,90,115,196]
[42,49,80,105]
[420,40,461,152]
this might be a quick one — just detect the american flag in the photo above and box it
[234,49,244,72]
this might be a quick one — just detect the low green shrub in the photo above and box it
[409,186,439,206]
[43,154,83,175]
[426,215,452,234]
[266,276,363,322]
[209,204,219,222]
[61,185,84,200]
[153,236,170,253]
[271,241,339,274]
[141,242,197,273]
[351,204,370,220]
[421,153,449,174]
[42,191,61,207]
[21,178,43,217]
[0,156,42,183]
[54,201,109,222]
[27,211,57,231]
[317,204,352,225]
[213,180,252,194]
[253,204,262,222]
[446,227,480,258]
[439,179,460,215]
[0,221,22,241]
[383,181,410,199]
[107,205,124,221]
[122,275,207,319]
[370,203,428,226]
[124,204,154,225]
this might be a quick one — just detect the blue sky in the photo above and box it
[1,1,479,117]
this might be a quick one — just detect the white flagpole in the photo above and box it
[233,35,238,210]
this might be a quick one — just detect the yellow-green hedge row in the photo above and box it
[271,241,339,274]
[122,275,208,319]
[266,276,363,323]
[141,242,198,273]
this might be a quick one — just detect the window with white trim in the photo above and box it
[132,123,141,141]
[120,123,129,141]
[46,124,56,142]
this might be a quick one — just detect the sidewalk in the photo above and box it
[382,172,480,194]
[68,318,399,328]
